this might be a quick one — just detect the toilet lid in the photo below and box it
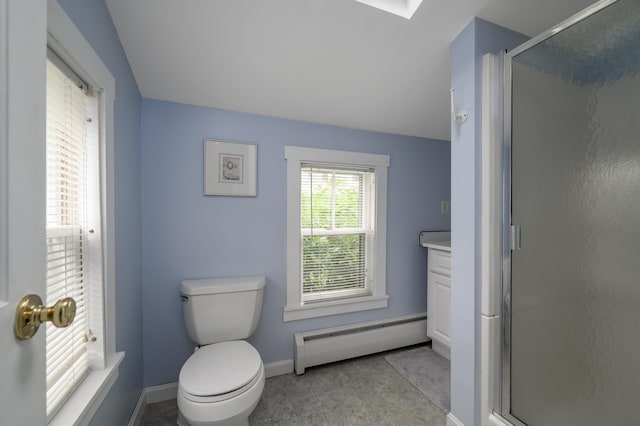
[179,341,262,397]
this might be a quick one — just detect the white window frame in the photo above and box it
[47,1,123,425]
[299,166,375,303]
[284,146,389,322]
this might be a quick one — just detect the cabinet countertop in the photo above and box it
[422,241,451,252]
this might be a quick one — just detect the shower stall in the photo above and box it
[485,0,640,425]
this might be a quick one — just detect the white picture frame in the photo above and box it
[204,139,257,196]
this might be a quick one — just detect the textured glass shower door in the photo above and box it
[505,1,640,425]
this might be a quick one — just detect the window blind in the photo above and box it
[45,56,91,419]
[300,164,375,302]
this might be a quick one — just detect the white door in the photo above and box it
[0,1,48,424]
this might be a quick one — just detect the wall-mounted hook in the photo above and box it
[450,88,468,124]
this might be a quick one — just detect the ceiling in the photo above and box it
[105,0,596,141]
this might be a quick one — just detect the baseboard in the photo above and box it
[447,412,464,426]
[128,358,294,424]
[134,358,293,408]
[145,382,179,404]
[127,390,146,426]
[432,339,451,360]
[127,383,177,426]
[264,359,294,378]
[487,413,513,426]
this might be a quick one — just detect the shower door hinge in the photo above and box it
[510,224,521,250]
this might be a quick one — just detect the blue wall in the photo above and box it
[141,99,451,386]
[56,1,143,424]
[449,18,527,426]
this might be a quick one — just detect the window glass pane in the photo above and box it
[303,234,366,294]
[334,172,363,229]
[46,56,91,419]
[300,164,374,301]
[301,167,365,230]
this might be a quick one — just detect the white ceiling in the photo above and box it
[106,0,596,141]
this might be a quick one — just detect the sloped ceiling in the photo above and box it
[106,0,597,140]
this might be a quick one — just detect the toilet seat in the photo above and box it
[181,369,262,404]
[179,340,262,403]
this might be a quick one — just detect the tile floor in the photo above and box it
[141,345,447,426]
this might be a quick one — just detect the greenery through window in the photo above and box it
[300,165,374,302]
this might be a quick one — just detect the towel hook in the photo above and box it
[450,88,468,124]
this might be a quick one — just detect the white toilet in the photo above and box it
[177,276,266,426]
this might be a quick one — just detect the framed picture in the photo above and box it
[204,139,257,196]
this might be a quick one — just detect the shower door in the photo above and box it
[503,0,640,425]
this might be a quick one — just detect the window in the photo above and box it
[285,146,390,321]
[301,165,373,302]
[46,1,123,424]
[46,51,95,419]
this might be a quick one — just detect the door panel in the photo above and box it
[0,1,48,424]
[507,1,640,424]
[433,282,451,340]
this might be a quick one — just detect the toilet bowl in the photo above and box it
[177,277,266,426]
[177,341,265,426]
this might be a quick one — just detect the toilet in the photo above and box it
[177,276,266,426]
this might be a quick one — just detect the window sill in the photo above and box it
[283,294,388,322]
[49,351,125,426]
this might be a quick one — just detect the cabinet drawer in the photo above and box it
[428,271,451,289]
[428,249,451,277]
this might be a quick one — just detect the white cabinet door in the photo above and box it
[427,272,451,346]
[430,272,451,345]
[427,248,451,359]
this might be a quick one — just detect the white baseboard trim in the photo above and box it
[133,358,293,408]
[432,339,451,360]
[264,359,294,378]
[447,413,465,426]
[488,413,513,426]
[129,359,294,424]
[127,390,146,426]
[145,382,179,404]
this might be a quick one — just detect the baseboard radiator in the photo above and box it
[293,313,428,375]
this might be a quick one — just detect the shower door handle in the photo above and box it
[510,225,521,250]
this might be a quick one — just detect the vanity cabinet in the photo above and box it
[427,247,451,360]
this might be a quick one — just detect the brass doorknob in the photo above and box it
[14,294,77,340]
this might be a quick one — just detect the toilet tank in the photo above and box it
[181,276,265,345]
